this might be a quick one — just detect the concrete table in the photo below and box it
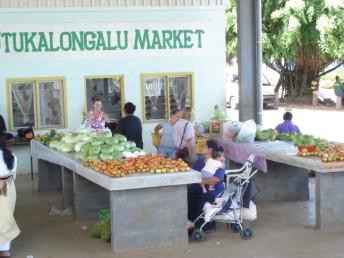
[30,140,201,252]
[212,137,344,230]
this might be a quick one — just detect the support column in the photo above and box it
[237,0,262,125]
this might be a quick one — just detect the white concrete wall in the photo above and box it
[0,6,227,174]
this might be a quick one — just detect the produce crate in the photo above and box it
[97,209,110,223]
[151,133,162,148]
[195,137,209,154]
[209,120,232,137]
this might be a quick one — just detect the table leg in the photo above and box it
[73,172,109,220]
[316,171,344,229]
[109,185,188,253]
[31,155,33,180]
[38,159,62,192]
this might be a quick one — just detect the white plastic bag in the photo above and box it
[236,119,256,142]
[242,201,257,221]
[74,119,92,133]
[222,121,242,141]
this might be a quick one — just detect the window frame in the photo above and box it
[7,77,68,131]
[84,75,125,120]
[141,72,194,123]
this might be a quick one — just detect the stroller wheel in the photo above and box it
[240,228,253,240]
[230,223,241,233]
[191,229,205,243]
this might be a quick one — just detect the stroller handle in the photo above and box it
[247,159,262,170]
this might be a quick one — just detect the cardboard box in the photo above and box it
[209,120,231,137]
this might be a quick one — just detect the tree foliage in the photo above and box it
[226,0,344,99]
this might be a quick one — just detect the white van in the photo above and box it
[226,74,275,109]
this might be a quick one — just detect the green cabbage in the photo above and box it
[88,132,97,138]
[75,151,87,161]
[78,128,91,134]
[61,133,73,141]
[49,140,61,149]
[91,138,105,146]
[76,133,91,142]
[112,152,122,160]
[80,143,92,153]
[64,136,79,144]
[119,141,131,149]
[130,147,143,153]
[89,146,101,155]
[101,145,115,154]
[126,141,136,148]
[113,145,124,152]
[100,153,113,161]
[74,142,88,152]
[86,155,100,162]
[113,134,127,142]
[59,143,75,153]
[100,132,112,139]
[105,137,119,145]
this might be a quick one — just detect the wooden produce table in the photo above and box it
[212,137,344,230]
[30,140,201,253]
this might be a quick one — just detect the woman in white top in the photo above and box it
[173,106,198,166]
[0,132,20,258]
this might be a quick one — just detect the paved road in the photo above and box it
[227,105,344,143]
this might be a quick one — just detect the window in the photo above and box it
[7,77,67,130]
[141,72,194,123]
[84,76,124,122]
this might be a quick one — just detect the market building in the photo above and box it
[0,0,229,174]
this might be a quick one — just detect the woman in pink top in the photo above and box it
[83,98,111,133]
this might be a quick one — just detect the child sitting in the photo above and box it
[200,147,225,193]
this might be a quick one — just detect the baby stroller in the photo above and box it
[191,154,260,242]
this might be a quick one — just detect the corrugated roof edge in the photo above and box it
[0,0,229,8]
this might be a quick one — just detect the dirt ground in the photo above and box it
[276,95,339,111]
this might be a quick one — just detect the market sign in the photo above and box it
[0,29,204,53]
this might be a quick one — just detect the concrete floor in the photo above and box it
[10,174,344,258]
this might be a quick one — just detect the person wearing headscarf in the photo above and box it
[0,132,20,258]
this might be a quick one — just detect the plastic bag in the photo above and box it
[235,119,256,142]
[222,121,242,141]
[49,206,73,215]
[74,119,92,133]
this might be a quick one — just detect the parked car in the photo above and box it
[226,74,276,109]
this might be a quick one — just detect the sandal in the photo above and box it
[0,251,11,258]
[204,228,215,234]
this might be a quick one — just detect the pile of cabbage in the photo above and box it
[48,129,144,162]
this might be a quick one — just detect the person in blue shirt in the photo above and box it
[187,139,225,234]
[154,109,181,159]
[275,112,301,134]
